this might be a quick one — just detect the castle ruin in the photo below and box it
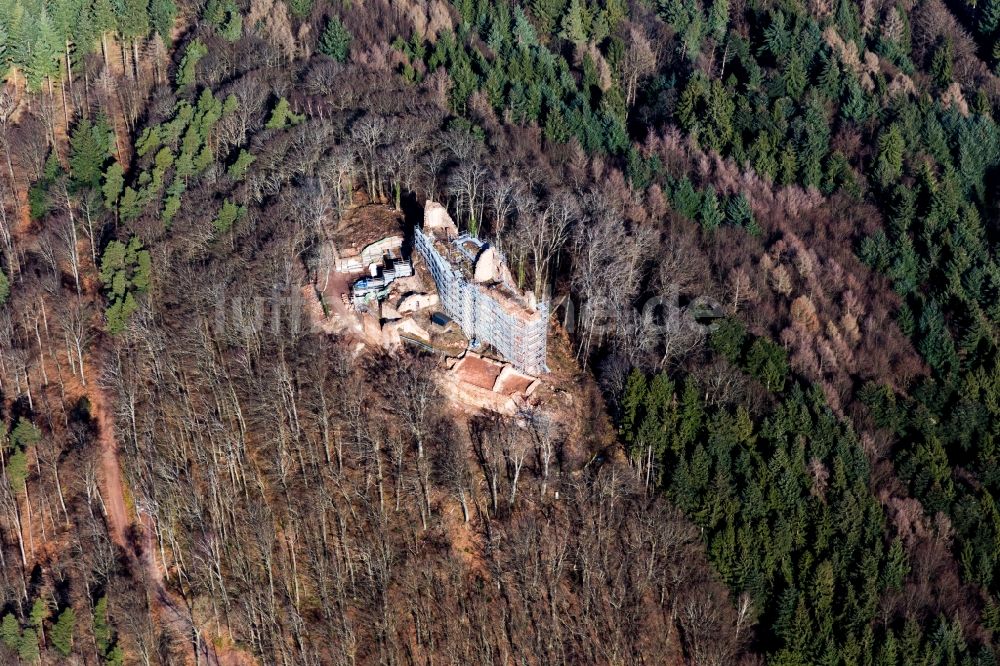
[415,201,548,374]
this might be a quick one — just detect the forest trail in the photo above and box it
[87,372,128,547]
[3,157,228,664]
[84,356,228,666]
[6,208,224,663]
[3,67,233,665]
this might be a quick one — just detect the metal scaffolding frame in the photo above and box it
[415,226,547,374]
[350,252,414,308]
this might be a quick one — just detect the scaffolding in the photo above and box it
[350,252,414,308]
[415,223,548,374]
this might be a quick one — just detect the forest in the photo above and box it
[1,0,1000,663]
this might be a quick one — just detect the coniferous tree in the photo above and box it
[677,73,707,136]
[678,380,703,448]
[484,66,505,109]
[699,187,723,231]
[0,614,19,650]
[750,133,778,179]
[726,193,753,228]
[672,177,700,219]
[543,103,570,143]
[118,0,149,80]
[176,38,206,86]
[286,0,311,16]
[783,52,807,100]
[883,538,909,589]
[218,5,241,41]
[100,236,151,333]
[150,0,176,41]
[818,55,842,99]
[102,162,124,210]
[448,51,478,114]
[981,0,1000,36]
[708,0,728,39]
[213,199,244,233]
[265,97,304,129]
[51,0,80,74]
[876,124,904,188]
[531,0,567,37]
[841,77,872,121]
[28,151,64,220]
[91,0,117,64]
[318,15,351,62]
[746,338,788,392]
[50,607,74,657]
[93,596,112,656]
[28,599,46,645]
[513,6,538,48]
[710,318,746,363]
[17,629,38,663]
[835,0,861,45]
[69,116,113,190]
[560,0,588,45]
[917,300,958,376]
[227,149,255,180]
[25,10,61,91]
[931,37,953,87]
[620,369,647,447]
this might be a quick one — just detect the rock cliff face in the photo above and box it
[398,292,439,312]
[423,200,459,236]
[473,246,498,282]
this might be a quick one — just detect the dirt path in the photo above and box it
[138,512,228,666]
[3,66,247,665]
[310,267,364,336]
[7,229,228,662]
[91,390,128,547]
[5,164,229,664]
[83,359,227,666]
